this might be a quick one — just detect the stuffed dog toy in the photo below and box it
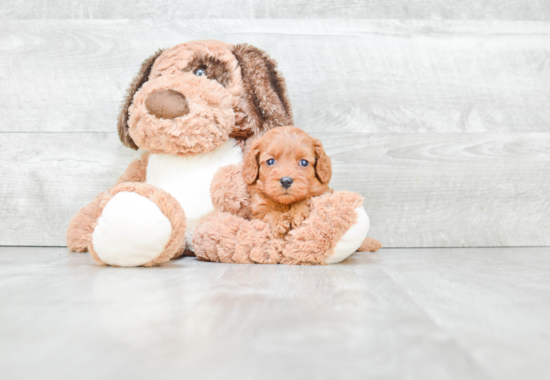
[67,40,292,266]
[67,39,378,267]
[244,127,332,238]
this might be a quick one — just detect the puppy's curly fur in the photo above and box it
[243,127,332,238]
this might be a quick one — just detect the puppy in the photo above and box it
[242,126,332,238]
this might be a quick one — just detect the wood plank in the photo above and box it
[379,247,550,380]
[0,133,140,246]
[1,20,549,134]
[1,132,548,247]
[0,247,495,380]
[316,131,550,247]
[1,0,549,20]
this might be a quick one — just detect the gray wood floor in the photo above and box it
[1,247,549,380]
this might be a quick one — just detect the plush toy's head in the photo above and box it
[118,40,293,155]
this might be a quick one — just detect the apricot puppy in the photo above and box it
[242,126,332,238]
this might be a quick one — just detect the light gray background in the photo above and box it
[1,1,549,247]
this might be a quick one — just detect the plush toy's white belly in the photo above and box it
[146,138,243,250]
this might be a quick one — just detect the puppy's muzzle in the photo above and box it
[145,89,189,119]
[280,177,293,189]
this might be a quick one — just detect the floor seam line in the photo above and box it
[379,265,499,380]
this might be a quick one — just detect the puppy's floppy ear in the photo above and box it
[242,139,261,184]
[232,44,293,138]
[314,139,332,184]
[117,49,164,150]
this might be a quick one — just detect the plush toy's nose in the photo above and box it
[280,177,294,189]
[145,89,189,119]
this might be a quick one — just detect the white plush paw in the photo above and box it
[92,192,172,267]
[325,207,370,264]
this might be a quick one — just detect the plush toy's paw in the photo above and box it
[325,207,370,264]
[89,183,186,267]
[284,191,367,265]
[357,237,382,252]
[91,192,171,266]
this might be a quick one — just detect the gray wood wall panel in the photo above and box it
[0,133,140,246]
[1,20,550,134]
[322,132,550,248]
[1,132,548,247]
[1,0,550,20]
[0,18,548,247]
[0,20,550,133]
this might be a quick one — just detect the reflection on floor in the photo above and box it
[1,247,549,380]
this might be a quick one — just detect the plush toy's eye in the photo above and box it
[300,159,309,167]
[194,68,207,77]
[266,159,275,166]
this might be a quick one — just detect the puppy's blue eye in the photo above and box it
[194,69,207,77]
[300,159,309,167]
[266,159,275,166]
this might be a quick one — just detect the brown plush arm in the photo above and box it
[210,163,252,219]
[115,152,149,184]
[66,152,149,252]
[194,191,367,265]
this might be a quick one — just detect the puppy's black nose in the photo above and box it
[280,177,293,189]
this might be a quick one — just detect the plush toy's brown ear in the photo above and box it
[314,139,332,184]
[242,139,261,184]
[231,44,293,139]
[117,49,164,150]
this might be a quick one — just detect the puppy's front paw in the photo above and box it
[289,201,310,230]
[272,215,291,239]
[290,212,307,230]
